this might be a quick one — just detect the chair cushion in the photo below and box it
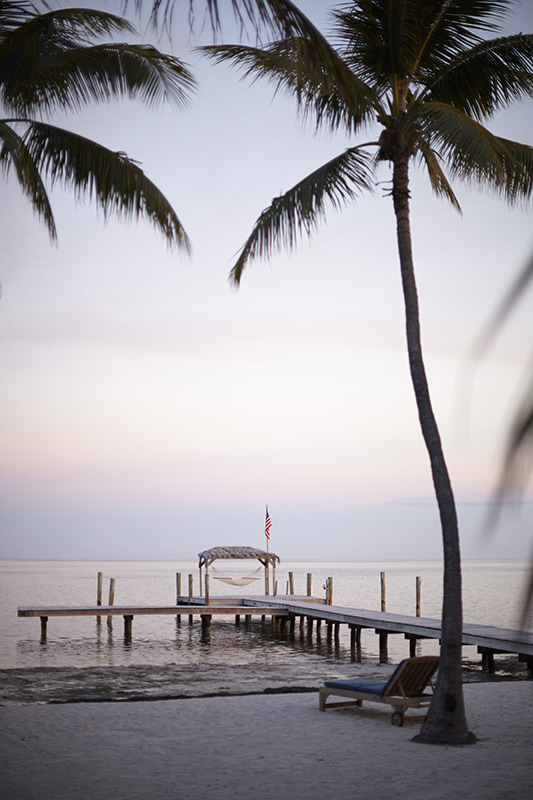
[323,678,387,696]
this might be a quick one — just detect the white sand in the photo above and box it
[1,682,532,800]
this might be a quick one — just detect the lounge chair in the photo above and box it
[318,655,439,726]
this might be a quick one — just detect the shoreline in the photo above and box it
[1,658,530,706]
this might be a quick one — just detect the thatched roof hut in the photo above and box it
[198,545,280,595]
[198,545,279,568]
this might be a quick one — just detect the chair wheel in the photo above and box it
[391,711,404,727]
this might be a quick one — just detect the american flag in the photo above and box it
[265,505,272,540]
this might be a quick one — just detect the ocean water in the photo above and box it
[0,559,530,704]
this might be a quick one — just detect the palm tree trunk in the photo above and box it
[392,151,475,745]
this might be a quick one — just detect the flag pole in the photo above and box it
[265,504,271,553]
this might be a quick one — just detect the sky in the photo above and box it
[1,0,533,562]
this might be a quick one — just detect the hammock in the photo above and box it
[210,564,262,587]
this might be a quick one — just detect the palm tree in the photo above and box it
[201,0,533,745]
[0,0,195,248]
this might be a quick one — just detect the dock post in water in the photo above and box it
[107,578,115,628]
[378,629,388,662]
[176,573,182,623]
[124,615,133,641]
[288,572,294,595]
[350,624,362,662]
[188,574,194,625]
[40,616,48,642]
[379,572,388,661]
[96,572,103,625]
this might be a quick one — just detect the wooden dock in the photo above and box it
[242,596,533,673]
[17,602,288,640]
[17,595,533,675]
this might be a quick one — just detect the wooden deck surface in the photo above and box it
[18,605,288,617]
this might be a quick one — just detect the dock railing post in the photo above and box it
[107,578,115,628]
[416,576,421,617]
[380,572,386,612]
[326,577,333,605]
[96,572,103,625]
[307,573,312,597]
[205,573,210,606]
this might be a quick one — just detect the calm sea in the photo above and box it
[0,559,530,704]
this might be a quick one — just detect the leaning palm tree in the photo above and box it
[202,0,533,745]
[0,0,195,248]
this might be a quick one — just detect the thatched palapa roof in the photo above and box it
[198,546,280,569]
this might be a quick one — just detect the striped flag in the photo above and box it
[265,505,272,541]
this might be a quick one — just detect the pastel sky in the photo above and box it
[1,0,532,561]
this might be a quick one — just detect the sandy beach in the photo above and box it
[1,681,531,800]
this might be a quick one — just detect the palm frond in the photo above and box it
[0,8,196,115]
[473,252,533,357]
[131,0,341,42]
[409,101,533,204]
[416,136,462,211]
[471,248,533,628]
[0,119,57,240]
[23,121,190,251]
[0,0,35,33]
[202,39,375,133]
[230,145,376,284]
[333,0,508,89]
[424,33,533,119]
[487,375,533,624]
